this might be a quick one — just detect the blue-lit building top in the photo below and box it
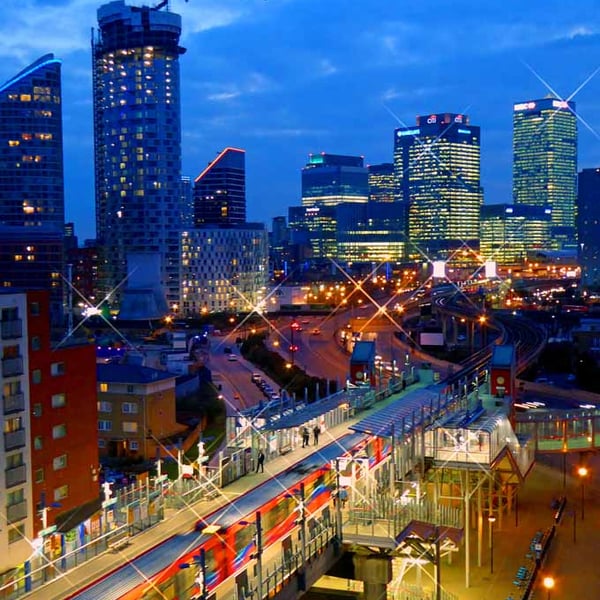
[578,168,600,289]
[301,153,369,207]
[194,147,246,225]
[0,54,64,230]
[512,97,577,251]
[480,204,552,266]
[92,1,185,307]
[394,113,482,261]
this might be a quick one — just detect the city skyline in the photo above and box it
[0,0,598,241]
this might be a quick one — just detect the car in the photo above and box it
[227,354,237,362]
[251,373,261,383]
[301,319,310,325]
[269,393,281,401]
[311,328,321,335]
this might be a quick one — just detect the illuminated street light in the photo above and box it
[578,466,588,520]
[543,575,555,600]
[488,514,496,574]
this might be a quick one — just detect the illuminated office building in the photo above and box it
[336,201,405,264]
[480,204,552,267]
[301,153,368,207]
[394,113,482,261]
[368,163,395,203]
[194,147,246,225]
[288,205,337,262]
[0,54,65,320]
[92,1,185,307]
[578,168,600,289]
[513,97,577,250]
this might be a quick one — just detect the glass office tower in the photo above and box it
[194,147,246,225]
[0,54,65,321]
[92,1,185,307]
[578,168,600,289]
[394,113,482,262]
[368,163,395,203]
[301,153,368,207]
[513,97,577,250]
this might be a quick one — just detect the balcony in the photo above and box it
[6,500,27,524]
[2,356,23,378]
[1,319,22,340]
[4,429,26,451]
[3,392,25,414]
[5,464,26,488]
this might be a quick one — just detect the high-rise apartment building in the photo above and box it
[513,97,577,250]
[0,54,65,320]
[1,290,98,573]
[578,168,600,289]
[92,1,185,308]
[301,153,368,207]
[194,147,246,225]
[368,163,395,203]
[394,113,482,261]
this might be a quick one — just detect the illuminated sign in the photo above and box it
[552,100,569,109]
[505,207,514,214]
[306,207,320,213]
[514,102,536,111]
[484,261,497,279]
[427,115,437,124]
[397,128,420,137]
[454,115,463,123]
[432,260,446,278]
[457,128,471,134]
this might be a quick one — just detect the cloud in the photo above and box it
[204,71,274,102]
[245,127,330,138]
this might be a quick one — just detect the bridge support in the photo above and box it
[353,553,392,600]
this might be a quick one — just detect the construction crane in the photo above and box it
[153,0,188,11]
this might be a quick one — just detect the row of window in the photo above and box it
[98,439,138,450]
[97,401,137,413]
[98,420,138,433]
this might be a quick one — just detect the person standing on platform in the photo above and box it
[313,424,320,445]
[256,450,265,473]
[302,427,310,448]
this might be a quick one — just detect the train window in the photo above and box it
[262,496,294,536]
[234,526,254,568]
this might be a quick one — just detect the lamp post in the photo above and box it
[578,466,588,521]
[179,548,207,600]
[488,514,496,574]
[543,575,555,600]
[290,320,300,367]
[240,511,263,599]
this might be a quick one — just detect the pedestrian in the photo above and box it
[313,424,320,446]
[256,450,265,473]
[339,486,348,508]
[302,427,310,448]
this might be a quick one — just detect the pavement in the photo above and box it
[24,397,600,600]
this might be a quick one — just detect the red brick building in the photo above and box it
[27,290,100,537]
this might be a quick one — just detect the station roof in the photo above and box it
[350,340,376,363]
[491,344,514,368]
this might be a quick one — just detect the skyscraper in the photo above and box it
[0,54,65,320]
[92,0,185,308]
[194,147,246,225]
[578,168,600,289]
[301,153,368,207]
[367,163,395,203]
[513,97,577,250]
[394,113,482,262]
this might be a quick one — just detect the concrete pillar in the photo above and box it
[353,554,392,600]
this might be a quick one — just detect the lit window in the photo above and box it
[100,382,108,392]
[51,393,66,408]
[54,485,69,501]
[53,454,67,470]
[52,424,66,439]
[123,421,138,433]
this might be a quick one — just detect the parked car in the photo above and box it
[227,354,238,362]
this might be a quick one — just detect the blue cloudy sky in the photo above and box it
[0,0,598,241]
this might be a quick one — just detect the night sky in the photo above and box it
[0,0,598,241]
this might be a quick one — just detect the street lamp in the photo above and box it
[488,514,496,574]
[239,511,263,599]
[179,548,207,600]
[543,575,555,600]
[578,466,588,520]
